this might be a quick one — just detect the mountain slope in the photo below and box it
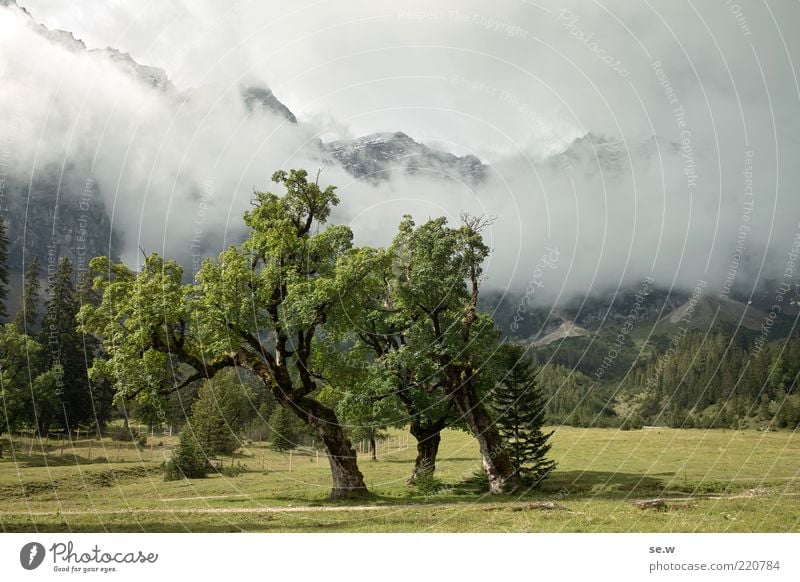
[325,132,487,183]
[533,320,591,346]
[653,295,767,336]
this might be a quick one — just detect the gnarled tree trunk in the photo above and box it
[450,383,520,494]
[407,420,443,484]
[290,396,368,500]
[240,353,369,500]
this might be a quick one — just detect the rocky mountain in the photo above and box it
[652,295,768,336]
[3,0,175,93]
[0,0,491,296]
[484,281,792,346]
[548,132,681,177]
[1,169,119,276]
[482,286,689,342]
[240,85,297,123]
[98,48,176,92]
[324,132,487,183]
[1,0,748,345]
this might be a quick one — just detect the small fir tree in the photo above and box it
[491,344,557,486]
[40,258,93,431]
[187,379,241,457]
[164,429,208,480]
[14,255,41,333]
[269,406,297,452]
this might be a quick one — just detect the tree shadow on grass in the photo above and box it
[266,470,676,504]
[537,470,675,499]
[438,469,675,500]
[378,457,477,464]
[266,491,416,507]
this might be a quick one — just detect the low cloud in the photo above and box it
[3,0,799,306]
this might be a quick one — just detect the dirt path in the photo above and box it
[2,490,797,517]
[0,504,420,516]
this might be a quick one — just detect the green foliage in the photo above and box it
[269,406,297,451]
[333,214,510,484]
[622,330,800,430]
[164,429,207,480]
[217,461,248,478]
[321,365,405,455]
[77,253,188,405]
[13,255,41,333]
[79,169,378,495]
[413,471,443,495]
[0,220,8,321]
[620,415,644,431]
[106,424,141,442]
[0,323,60,435]
[127,394,171,433]
[536,363,617,426]
[39,257,108,431]
[491,343,557,485]
[459,467,491,493]
[186,373,249,457]
[1,256,109,437]
[532,330,637,380]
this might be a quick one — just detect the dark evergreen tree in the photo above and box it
[13,255,41,333]
[76,269,115,431]
[184,383,234,457]
[186,378,243,457]
[491,343,557,486]
[164,428,208,480]
[269,406,297,451]
[0,220,8,321]
[616,328,800,430]
[39,257,93,431]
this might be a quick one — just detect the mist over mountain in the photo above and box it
[2,0,799,339]
[325,132,486,183]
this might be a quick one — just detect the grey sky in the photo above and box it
[19,1,800,157]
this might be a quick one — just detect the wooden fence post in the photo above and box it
[289,450,293,472]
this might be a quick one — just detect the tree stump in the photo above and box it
[636,499,667,510]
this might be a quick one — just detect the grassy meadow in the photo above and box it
[1,427,798,532]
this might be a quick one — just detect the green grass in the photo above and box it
[1,427,798,532]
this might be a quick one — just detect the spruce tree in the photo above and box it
[269,406,297,451]
[14,255,41,333]
[0,220,8,321]
[40,257,91,431]
[76,269,115,430]
[164,428,208,480]
[186,379,241,457]
[491,343,557,486]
